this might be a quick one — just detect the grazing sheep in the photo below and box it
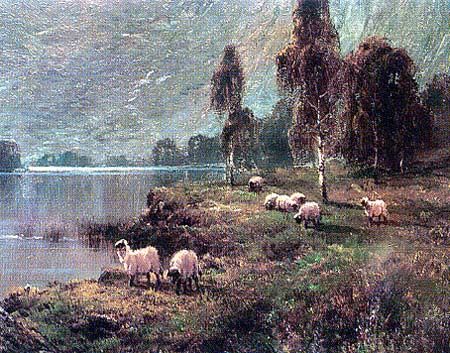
[167,249,201,295]
[248,176,265,192]
[294,202,321,228]
[360,197,388,226]
[114,239,162,289]
[276,195,298,213]
[290,192,306,209]
[264,193,279,210]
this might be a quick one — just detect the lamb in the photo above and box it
[248,176,265,193]
[167,249,202,295]
[264,193,279,210]
[276,195,298,213]
[294,202,321,228]
[114,239,162,289]
[290,192,306,209]
[360,197,388,226]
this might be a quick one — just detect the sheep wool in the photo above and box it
[276,195,297,213]
[169,250,200,280]
[361,197,388,225]
[248,176,265,192]
[264,193,279,210]
[168,249,201,294]
[294,202,321,228]
[114,239,162,288]
[290,192,306,208]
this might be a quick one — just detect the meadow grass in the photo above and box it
[3,164,449,352]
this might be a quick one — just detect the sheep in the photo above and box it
[248,176,265,193]
[290,192,306,209]
[294,202,321,228]
[264,193,279,210]
[360,197,388,226]
[276,195,298,213]
[167,249,202,295]
[114,239,162,289]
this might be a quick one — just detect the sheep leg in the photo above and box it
[146,273,151,287]
[193,275,201,292]
[183,280,188,294]
[188,278,193,292]
[129,274,136,287]
[368,217,372,227]
[175,278,182,295]
[155,272,161,291]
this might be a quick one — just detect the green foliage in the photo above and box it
[151,138,186,166]
[187,134,222,165]
[260,98,293,167]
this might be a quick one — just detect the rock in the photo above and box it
[0,140,21,172]
[0,306,53,353]
[98,267,129,286]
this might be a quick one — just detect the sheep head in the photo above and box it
[114,239,129,260]
[360,197,369,207]
[167,268,181,284]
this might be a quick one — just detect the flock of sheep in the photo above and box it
[249,176,389,228]
[113,176,389,295]
[115,239,201,295]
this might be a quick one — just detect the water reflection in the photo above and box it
[0,167,223,296]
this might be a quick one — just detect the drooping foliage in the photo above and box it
[421,73,449,147]
[339,36,432,171]
[422,73,449,112]
[276,0,339,94]
[210,45,245,115]
[276,0,342,201]
[211,45,259,184]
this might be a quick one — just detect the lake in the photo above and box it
[0,166,224,296]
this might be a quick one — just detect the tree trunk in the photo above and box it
[317,133,328,203]
[226,139,236,186]
[315,102,328,203]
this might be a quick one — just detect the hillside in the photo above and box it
[0,0,448,161]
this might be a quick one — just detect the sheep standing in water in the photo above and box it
[361,197,388,226]
[294,202,321,228]
[248,176,265,193]
[167,250,201,295]
[114,239,162,289]
[264,193,279,210]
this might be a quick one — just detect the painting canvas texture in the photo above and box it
[0,1,449,352]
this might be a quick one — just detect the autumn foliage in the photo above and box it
[339,36,432,171]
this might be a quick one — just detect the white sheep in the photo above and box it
[294,202,321,228]
[264,193,279,210]
[114,239,162,289]
[167,249,201,295]
[248,176,265,192]
[290,192,306,209]
[276,195,297,213]
[360,197,388,226]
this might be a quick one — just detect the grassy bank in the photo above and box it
[2,163,449,353]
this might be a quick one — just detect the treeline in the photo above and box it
[209,0,449,193]
[151,135,222,166]
[32,135,223,167]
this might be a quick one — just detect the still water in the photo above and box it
[0,166,223,296]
